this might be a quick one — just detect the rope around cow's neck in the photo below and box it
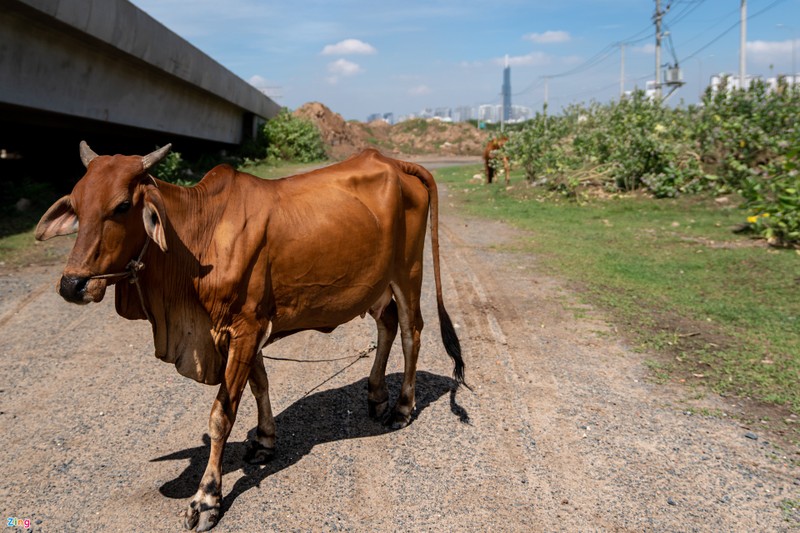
[89,239,152,322]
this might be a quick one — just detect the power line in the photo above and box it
[516,20,657,95]
[513,77,544,97]
[557,80,627,103]
[675,4,740,51]
[542,46,618,81]
[666,0,708,27]
[513,7,663,97]
[512,0,787,107]
[681,0,788,62]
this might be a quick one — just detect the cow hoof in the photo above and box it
[183,505,219,531]
[385,409,412,430]
[184,492,220,531]
[244,439,275,464]
[184,507,199,530]
[196,509,220,532]
[368,399,389,420]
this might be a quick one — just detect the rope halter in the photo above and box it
[89,238,152,322]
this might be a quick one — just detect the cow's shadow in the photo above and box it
[151,371,467,515]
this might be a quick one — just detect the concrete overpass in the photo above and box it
[1,0,281,183]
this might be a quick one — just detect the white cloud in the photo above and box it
[747,39,800,75]
[326,59,363,84]
[328,59,363,76]
[322,38,377,55]
[747,39,793,54]
[747,39,799,70]
[408,84,431,96]
[523,31,571,44]
[631,43,655,54]
[248,74,272,91]
[247,74,283,97]
[495,52,552,67]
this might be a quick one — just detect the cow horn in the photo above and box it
[141,144,172,171]
[79,141,99,168]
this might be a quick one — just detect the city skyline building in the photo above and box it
[502,55,511,123]
[368,60,529,125]
[377,102,532,125]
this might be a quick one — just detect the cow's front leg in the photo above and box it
[184,343,254,532]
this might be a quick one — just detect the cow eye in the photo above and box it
[114,200,132,215]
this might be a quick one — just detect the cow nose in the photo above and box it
[59,275,89,303]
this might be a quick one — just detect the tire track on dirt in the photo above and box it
[440,217,599,528]
[0,281,51,329]
[436,202,799,531]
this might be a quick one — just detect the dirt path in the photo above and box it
[1,185,798,532]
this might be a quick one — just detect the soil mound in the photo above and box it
[293,102,488,160]
[293,102,370,160]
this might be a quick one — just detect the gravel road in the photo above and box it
[1,182,798,532]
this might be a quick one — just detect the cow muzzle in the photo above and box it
[58,275,107,304]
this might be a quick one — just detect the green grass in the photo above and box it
[0,228,35,265]
[0,178,62,264]
[436,165,800,415]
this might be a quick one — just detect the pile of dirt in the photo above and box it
[292,102,370,160]
[293,102,489,160]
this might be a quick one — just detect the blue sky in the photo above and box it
[130,0,800,121]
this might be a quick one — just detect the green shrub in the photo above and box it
[262,108,326,163]
[152,151,195,186]
[504,82,800,245]
[696,79,781,193]
[740,131,800,247]
[572,91,705,196]
[505,113,576,191]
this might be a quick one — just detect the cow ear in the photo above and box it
[35,195,78,241]
[142,188,169,253]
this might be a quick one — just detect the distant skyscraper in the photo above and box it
[502,55,511,123]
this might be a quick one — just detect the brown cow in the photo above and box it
[35,142,464,531]
[483,135,510,185]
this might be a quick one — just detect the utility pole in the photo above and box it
[620,43,626,97]
[654,0,663,99]
[740,0,747,89]
[543,76,549,114]
[776,24,795,86]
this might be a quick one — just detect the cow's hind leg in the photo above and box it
[387,284,423,429]
[244,359,276,464]
[368,299,398,420]
[184,337,256,532]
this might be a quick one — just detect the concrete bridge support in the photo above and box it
[1,0,280,185]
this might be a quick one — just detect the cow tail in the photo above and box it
[399,161,465,387]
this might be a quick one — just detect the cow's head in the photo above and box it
[35,141,171,304]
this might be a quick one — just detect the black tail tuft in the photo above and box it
[438,302,465,386]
